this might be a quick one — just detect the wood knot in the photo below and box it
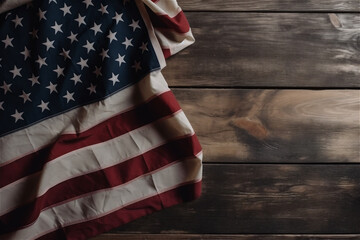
[231,117,268,140]
[328,13,342,28]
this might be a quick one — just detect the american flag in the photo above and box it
[0,0,202,239]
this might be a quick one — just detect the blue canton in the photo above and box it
[0,0,160,136]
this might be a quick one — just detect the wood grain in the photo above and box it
[104,164,360,234]
[163,13,360,87]
[92,234,360,240]
[178,0,360,12]
[173,89,360,163]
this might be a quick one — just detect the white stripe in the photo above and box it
[154,28,195,56]
[0,111,195,215]
[142,0,182,18]
[0,70,169,166]
[2,156,202,240]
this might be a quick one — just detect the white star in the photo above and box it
[42,38,55,51]
[36,56,48,68]
[51,21,63,34]
[77,57,88,70]
[132,60,142,72]
[109,73,120,86]
[82,40,95,53]
[98,4,108,15]
[93,66,102,77]
[107,30,117,43]
[63,91,75,103]
[67,31,78,43]
[12,15,23,28]
[2,35,14,48]
[115,54,126,67]
[0,101,3,111]
[11,110,24,123]
[49,0,57,3]
[38,100,50,112]
[129,20,140,31]
[82,0,94,8]
[28,74,40,86]
[70,73,82,85]
[21,46,31,60]
[46,82,57,93]
[0,82,12,94]
[87,83,97,94]
[10,65,22,78]
[113,12,123,24]
[29,28,39,39]
[75,14,86,27]
[122,37,133,49]
[139,42,148,53]
[38,8,47,20]
[60,48,71,60]
[53,65,65,77]
[90,23,102,35]
[99,48,109,60]
[60,3,72,16]
[19,91,32,103]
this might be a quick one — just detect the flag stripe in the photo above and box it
[0,90,180,188]
[154,28,195,57]
[0,111,194,215]
[1,134,201,233]
[162,48,172,58]
[2,157,202,240]
[147,8,190,34]
[147,0,182,18]
[0,70,170,166]
[38,180,202,240]
[141,0,195,58]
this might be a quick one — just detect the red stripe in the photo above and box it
[162,48,171,58]
[0,91,180,188]
[37,181,202,240]
[0,135,202,233]
[147,9,190,34]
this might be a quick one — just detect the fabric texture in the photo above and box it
[0,0,202,239]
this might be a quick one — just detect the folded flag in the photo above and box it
[0,0,202,239]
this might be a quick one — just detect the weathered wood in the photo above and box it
[172,89,360,163]
[92,233,360,240]
[106,164,360,234]
[178,0,360,12]
[163,13,360,87]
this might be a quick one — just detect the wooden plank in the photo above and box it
[106,164,360,234]
[173,89,360,163]
[163,13,360,87]
[178,0,360,12]
[92,233,360,240]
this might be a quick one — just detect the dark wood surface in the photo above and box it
[163,13,360,87]
[93,1,360,239]
[178,0,360,12]
[93,234,360,240]
[173,89,360,163]
[107,164,360,234]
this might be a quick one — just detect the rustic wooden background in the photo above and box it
[92,0,360,239]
